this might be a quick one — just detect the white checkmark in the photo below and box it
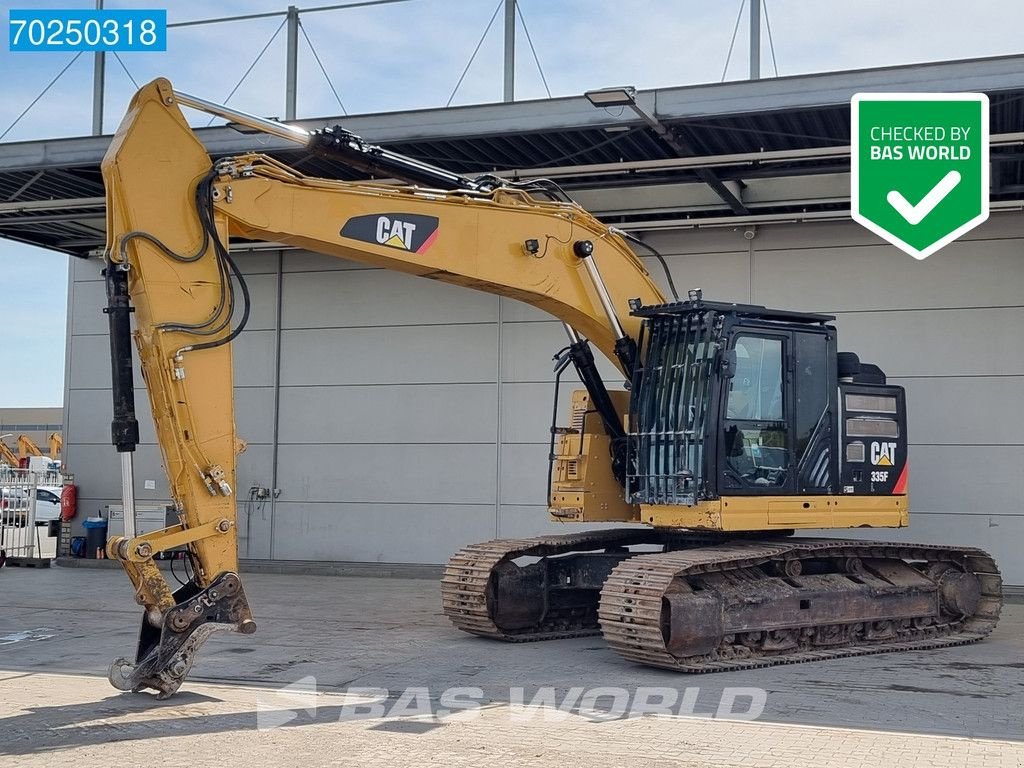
[886,170,962,225]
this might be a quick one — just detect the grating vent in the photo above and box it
[570,404,586,432]
[846,417,898,438]
[564,460,579,480]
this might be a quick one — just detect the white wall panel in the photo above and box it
[905,445,1024,516]
[270,502,496,563]
[230,273,279,332]
[66,443,166,502]
[70,279,108,335]
[830,308,1024,378]
[235,387,277,446]
[284,250,370,273]
[232,330,279,388]
[500,321,621,383]
[646,251,751,305]
[499,443,550,506]
[278,383,496,444]
[499,382,576,444]
[280,324,497,386]
[282,269,496,328]
[753,238,1024,312]
[898,377,1024,446]
[68,333,118,390]
[275,443,496,505]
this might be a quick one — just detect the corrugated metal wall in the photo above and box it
[63,214,1024,583]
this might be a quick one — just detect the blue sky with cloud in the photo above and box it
[2,0,1024,406]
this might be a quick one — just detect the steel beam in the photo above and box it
[0,212,106,226]
[0,196,104,213]
[625,95,749,215]
[168,0,414,27]
[749,0,760,80]
[285,6,299,120]
[92,0,105,135]
[5,170,44,201]
[572,172,850,216]
[503,0,515,103]
[617,198,1024,232]
[500,145,850,179]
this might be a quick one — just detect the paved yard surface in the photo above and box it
[0,565,1021,766]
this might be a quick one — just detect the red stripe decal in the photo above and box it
[416,228,439,254]
[892,463,909,495]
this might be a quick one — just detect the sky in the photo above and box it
[2,0,1024,406]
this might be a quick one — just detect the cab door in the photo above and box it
[717,326,836,497]
[719,331,792,494]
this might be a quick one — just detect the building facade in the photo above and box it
[63,212,1024,583]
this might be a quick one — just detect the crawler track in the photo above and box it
[442,529,672,641]
[598,539,1002,672]
[444,531,1002,673]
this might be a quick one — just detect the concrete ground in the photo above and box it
[0,565,1021,766]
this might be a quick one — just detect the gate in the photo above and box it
[0,467,50,567]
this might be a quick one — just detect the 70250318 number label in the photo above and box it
[9,9,167,52]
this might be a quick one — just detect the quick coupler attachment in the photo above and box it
[108,571,256,699]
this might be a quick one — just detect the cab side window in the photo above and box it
[726,336,783,421]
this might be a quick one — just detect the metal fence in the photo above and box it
[0,467,47,563]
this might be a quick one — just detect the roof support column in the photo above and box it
[91,0,105,135]
[285,5,299,120]
[503,0,515,102]
[749,0,761,80]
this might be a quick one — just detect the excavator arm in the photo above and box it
[17,435,43,459]
[48,432,62,460]
[0,440,18,468]
[100,79,666,696]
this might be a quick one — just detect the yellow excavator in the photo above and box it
[0,439,18,468]
[17,434,42,460]
[48,432,63,460]
[17,433,61,461]
[100,79,1001,697]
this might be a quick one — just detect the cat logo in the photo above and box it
[870,441,897,466]
[376,216,416,249]
[339,213,439,254]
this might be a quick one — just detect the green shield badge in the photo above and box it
[851,93,989,260]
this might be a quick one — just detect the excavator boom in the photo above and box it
[101,79,664,696]
[0,440,18,468]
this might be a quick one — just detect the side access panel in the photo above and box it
[839,383,908,496]
[549,390,639,523]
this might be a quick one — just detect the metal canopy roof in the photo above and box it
[3,54,1024,257]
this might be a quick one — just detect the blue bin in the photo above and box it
[83,517,108,559]
[70,536,87,558]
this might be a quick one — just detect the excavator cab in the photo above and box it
[626,294,908,513]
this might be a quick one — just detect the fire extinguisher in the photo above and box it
[60,484,78,522]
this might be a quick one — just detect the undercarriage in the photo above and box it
[442,529,1002,671]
